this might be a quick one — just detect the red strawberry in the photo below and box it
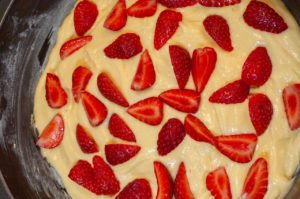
[76,124,98,153]
[105,144,141,165]
[157,118,186,156]
[104,0,127,31]
[154,10,182,50]
[127,97,164,125]
[104,33,143,59]
[72,66,92,103]
[209,80,250,104]
[199,0,240,7]
[206,167,232,199]
[158,0,197,8]
[131,49,156,91]
[36,114,64,149]
[249,94,273,136]
[184,114,215,145]
[45,73,68,109]
[108,113,136,142]
[169,45,192,89]
[203,15,233,52]
[216,134,258,163]
[60,36,92,59]
[116,179,152,199]
[74,0,98,36]
[127,0,157,18]
[242,47,272,87]
[282,84,300,130]
[243,0,288,33]
[192,47,217,94]
[174,162,194,199]
[241,158,268,199]
[154,161,173,199]
[82,91,108,127]
[97,72,129,107]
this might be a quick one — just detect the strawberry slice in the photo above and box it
[159,89,200,113]
[74,0,98,36]
[105,144,141,165]
[97,72,129,107]
[192,47,217,94]
[104,33,143,59]
[36,114,64,149]
[241,158,268,199]
[242,47,272,87]
[127,97,164,125]
[108,113,136,142]
[203,15,233,52]
[76,124,98,153]
[209,80,250,104]
[45,73,68,109]
[104,0,127,31]
[184,114,215,145]
[60,36,92,59]
[158,0,197,8]
[157,118,186,156]
[216,134,258,163]
[154,10,182,50]
[72,66,92,103]
[131,49,156,91]
[174,162,194,199]
[116,179,152,199]
[82,91,108,127]
[199,0,240,7]
[169,45,192,89]
[206,167,232,199]
[127,0,157,18]
[154,161,173,199]
[282,84,300,130]
[249,94,273,136]
[243,0,288,34]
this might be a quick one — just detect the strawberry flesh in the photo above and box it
[158,0,197,8]
[60,36,92,59]
[46,73,68,109]
[154,161,174,199]
[72,66,92,103]
[104,0,127,31]
[283,84,300,130]
[116,179,152,199]
[108,113,136,142]
[199,0,240,7]
[76,124,98,153]
[105,144,141,165]
[174,162,194,199]
[127,0,157,18]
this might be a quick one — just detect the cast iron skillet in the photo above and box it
[0,0,300,198]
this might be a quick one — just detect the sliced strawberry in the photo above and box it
[104,0,127,31]
[154,10,182,50]
[82,91,108,127]
[243,0,288,34]
[203,15,233,52]
[60,36,92,59]
[157,118,186,156]
[158,0,197,8]
[282,84,300,130]
[174,162,194,199]
[108,113,136,142]
[169,45,192,89]
[241,158,268,199]
[199,0,240,7]
[242,47,272,87]
[154,161,173,199]
[249,94,273,136]
[97,72,129,107]
[74,0,98,36]
[184,114,215,145]
[127,97,164,125]
[159,89,200,113]
[45,73,68,109]
[104,33,143,59]
[131,49,156,91]
[209,80,250,104]
[36,114,64,149]
[72,66,92,103]
[192,47,217,94]
[127,0,157,18]
[105,144,141,165]
[216,134,258,163]
[116,179,152,199]
[76,124,98,153]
